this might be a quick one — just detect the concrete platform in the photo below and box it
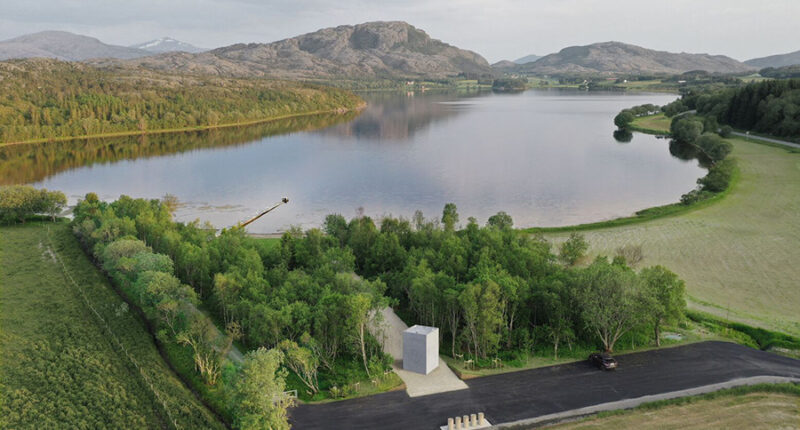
[372,307,468,397]
[439,419,491,430]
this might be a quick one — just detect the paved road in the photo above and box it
[289,341,800,429]
[731,131,800,150]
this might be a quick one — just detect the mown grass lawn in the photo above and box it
[545,138,800,337]
[630,113,672,134]
[0,222,224,429]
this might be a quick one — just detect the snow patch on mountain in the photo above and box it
[130,37,205,54]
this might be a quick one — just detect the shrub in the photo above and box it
[680,189,714,205]
[662,99,688,117]
[698,159,736,192]
[695,133,732,162]
[614,111,635,129]
[559,232,588,266]
[0,185,66,223]
[670,117,704,144]
[615,244,644,267]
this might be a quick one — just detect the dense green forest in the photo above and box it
[70,192,686,385]
[0,59,363,143]
[68,193,398,427]
[55,191,688,427]
[0,112,357,185]
[675,78,800,139]
[759,66,800,79]
[315,208,686,359]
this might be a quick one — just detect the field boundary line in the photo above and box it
[45,226,181,430]
[490,375,800,429]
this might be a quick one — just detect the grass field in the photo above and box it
[0,222,224,429]
[546,391,800,429]
[546,137,800,337]
[630,113,672,134]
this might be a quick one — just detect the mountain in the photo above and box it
[491,60,517,70]
[514,54,541,64]
[130,37,206,54]
[745,50,800,69]
[507,42,754,75]
[0,31,151,61]
[104,21,494,79]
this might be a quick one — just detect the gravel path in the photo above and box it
[731,131,800,149]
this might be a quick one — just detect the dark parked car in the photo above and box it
[589,352,618,370]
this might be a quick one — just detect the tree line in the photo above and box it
[317,206,686,360]
[0,185,66,223]
[613,103,661,129]
[70,193,395,429]
[677,78,800,140]
[668,114,735,204]
[614,100,737,207]
[0,58,363,143]
[65,191,690,428]
[759,66,800,80]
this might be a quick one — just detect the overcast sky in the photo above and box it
[0,0,797,62]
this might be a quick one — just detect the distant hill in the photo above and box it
[130,37,206,54]
[745,50,800,69]
[506,42,754,75]
[491,60,517,70]
[514,54,541,64]
[102,21,494,80]
[758,64,800,79]
[490,55,541,71]
[0,31,151,61]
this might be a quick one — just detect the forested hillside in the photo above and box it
[683,78,800,139]
[0,59,363,144]
[504,41,754,75]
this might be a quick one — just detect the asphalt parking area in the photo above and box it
[290,341,800,429]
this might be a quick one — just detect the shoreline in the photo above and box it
[0,104,366,148]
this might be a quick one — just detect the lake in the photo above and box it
[13,89,703,233]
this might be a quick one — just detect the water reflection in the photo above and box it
[613,129,634,143]
[0,112,358,185]
[319,92,467,141]
[18,90,705,232]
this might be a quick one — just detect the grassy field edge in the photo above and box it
[61,221,236,424]
[1,222,225,428]
[524,165,739,234]
[535,383,800,429]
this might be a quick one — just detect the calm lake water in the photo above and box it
[18,90,703,233]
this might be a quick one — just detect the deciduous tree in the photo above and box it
[231,348,291,430]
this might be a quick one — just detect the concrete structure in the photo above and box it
[440,413,491,430]
[402,325,439,374]
[370,308,467,396]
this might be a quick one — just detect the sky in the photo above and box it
[0,0,798,63]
